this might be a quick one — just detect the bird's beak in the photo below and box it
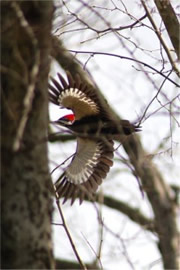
[50,119,72,126]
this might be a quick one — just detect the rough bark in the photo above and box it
[153,0,179,59]
[50,36,179,269]
[1,1,54,269]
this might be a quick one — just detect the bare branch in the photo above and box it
[63,1,147,34]
[55,199,87,270]
[68,49,180,87]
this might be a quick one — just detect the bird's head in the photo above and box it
[56,113,75,126]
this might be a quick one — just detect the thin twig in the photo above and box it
[96,204,104,270]
[50,153,75,175]
[138,69,173,125]
[69,50,180,87]
[56,199,87,270]
[143,93,180,122]
[81,232,103,270]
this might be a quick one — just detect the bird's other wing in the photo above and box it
[49,71,111,120]
[54,138,114,205]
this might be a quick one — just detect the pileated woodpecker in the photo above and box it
[49,71,140,204]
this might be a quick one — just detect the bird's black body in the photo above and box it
[57,114,139,137]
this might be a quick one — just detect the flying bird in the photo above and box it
[49,71,140,204]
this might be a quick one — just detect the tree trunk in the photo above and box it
[1,1,54,268]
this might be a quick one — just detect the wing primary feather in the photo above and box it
[62,196,68,204]
[50,77,63,93]
[57,73,68,89]
[74,74,82,89]
[89,176,99,191]
[99,157,113,167]
[49,93,59,105]
[49,97,59,105]
[58,180,70,197]
[79,190,85,204]
[79,83,88,92]
[70,187,79,205]
[55,177,67,196]
[91,173,102,185]
[63,183,76,203]
[49,92,57,100]
[66,71,75,88]
[83,180,93,193]
[48,83,61,97]
[94,168,107,179]
[97,162,110,173]
[103,152,114,160]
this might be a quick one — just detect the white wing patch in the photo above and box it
[58,88,99,119]
[54,137,114,204]
[65,139,101,184]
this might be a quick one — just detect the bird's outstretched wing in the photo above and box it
[49,71,111,120]
[55,138,114,204]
